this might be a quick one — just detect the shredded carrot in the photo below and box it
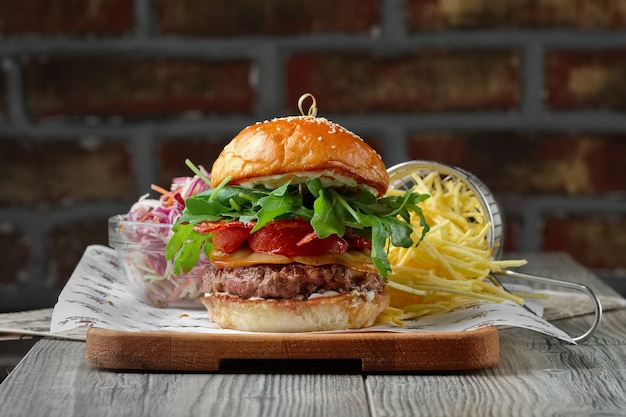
[151,184,172,197]
[145,255,156,273]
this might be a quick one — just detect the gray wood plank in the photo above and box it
[0,339,371,417]
[367,310,626,417]
[508,252,621,297]
[2,253,624,417]
[366,254,626,417]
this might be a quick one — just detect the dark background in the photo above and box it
[1,0,626,312]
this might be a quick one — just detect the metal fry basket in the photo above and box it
[387,160,602,343]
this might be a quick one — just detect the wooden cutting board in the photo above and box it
[85,326,499,372]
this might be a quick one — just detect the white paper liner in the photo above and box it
[43,245,608,344]
[0,308,86,341]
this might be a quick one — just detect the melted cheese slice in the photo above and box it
[210,247,378,273]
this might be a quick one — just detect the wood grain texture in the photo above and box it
[1,253,625,417]
[84,326,499,372]
[365,254,626,417]
[367,309,626,417]
[0,339,371,417]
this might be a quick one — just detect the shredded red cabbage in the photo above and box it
[128,167,211,224]
[120,166,212,307]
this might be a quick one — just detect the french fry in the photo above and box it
[384,172,527,321]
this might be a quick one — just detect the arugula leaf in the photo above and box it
[185,197,230,216]
[184,159,211,186]
[360,215,392,277]
[327,189,362,227]
[306,178,323,197]
[166,223,194,261]
[387,218,415,248]
[166,178,430,278]
[253,183,297,232]
[166,223,211,274]
[311,189,347,238]
[177,212,222,224]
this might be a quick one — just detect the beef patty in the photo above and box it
[202,263,385,300]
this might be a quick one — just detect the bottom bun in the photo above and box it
[201,290,390,332]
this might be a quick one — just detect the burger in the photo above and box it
[166,106,428,332]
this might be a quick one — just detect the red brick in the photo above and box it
[286,51,520,113]
[158,138,232,188]
[0,0,133,36]
[0,228,30,286]
[157,0,379,36]
[542,215,626,269]
[24,56,255,120]
[408,132,626,195]
[0,139,134,207]
[46,219,108,288]
[545,50,626,110]
[407,0,626,31]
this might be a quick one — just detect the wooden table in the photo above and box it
[1,253,625,417]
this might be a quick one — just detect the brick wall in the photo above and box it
[1,0,625,311]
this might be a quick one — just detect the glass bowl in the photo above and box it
[108,215,207,308]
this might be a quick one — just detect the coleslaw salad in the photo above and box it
[108,167,211,307]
